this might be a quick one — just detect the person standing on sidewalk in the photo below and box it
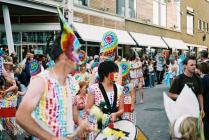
[169,56,204,117]
[155,49,165,84]
[196,62,209,140]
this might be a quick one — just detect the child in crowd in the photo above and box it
[74,81,88,119]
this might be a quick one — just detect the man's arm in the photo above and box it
[168,77,180,100]
[16,77,55,140]
[198,94,204,112]
[85,93,94,113]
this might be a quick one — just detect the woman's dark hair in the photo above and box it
[183,56,196,65]
[129,51,136,61]
[49,33,63,62]
[98,61,119,82]
[197,62,209,74]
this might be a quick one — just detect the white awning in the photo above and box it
[129,32,168,49]
[162,37,188,50]
[186,43,208,49]
[73,22,136,45]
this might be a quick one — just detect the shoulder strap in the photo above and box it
[112,84,118,112]
[99,83,118,114]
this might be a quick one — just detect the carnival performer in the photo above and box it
[89,31,122,85]
[74,50,90,82]
[30,59,42,77]
[129,52,144,103]
[120,61,136,124]
[74,81,88,119]
[164,84,204,140]
[0,56,23,140]
[86,61,124,140]
[16,9,88,140]
[73,81,88,140]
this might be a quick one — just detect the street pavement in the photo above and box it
[135,84,170,140]
[2,84,170,140]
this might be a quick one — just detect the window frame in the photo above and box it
[186,12,194,35]
[153,0,167,27]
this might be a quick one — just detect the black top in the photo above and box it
[201,75,209,115]
[169,73,203,97]
[99,83,118,115]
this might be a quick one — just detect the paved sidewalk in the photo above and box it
[135,84,170,140]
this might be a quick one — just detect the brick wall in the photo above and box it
[73,12,125,30]
[89,0,103,11]
[89,15,103,26]
[74,11,89,24]
[137,0,153,23]
[115,21,125,30]
[89,0,116,14]
[104,18,116,28]
[104,0,116,14]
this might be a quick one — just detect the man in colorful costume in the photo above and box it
[16,8,87,140]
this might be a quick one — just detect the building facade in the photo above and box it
[0,0,209,60]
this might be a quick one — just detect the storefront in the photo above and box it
[186,43,208,57]
[129,32,168,58]
[0,31,57,61]
[73,22,136,58]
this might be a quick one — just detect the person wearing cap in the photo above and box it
[200,50,209,63]
[16,9,88,140]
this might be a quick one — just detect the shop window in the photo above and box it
[186,9,194,35]
[201,21,205,31]
[0,32,20,45]
[128,0,136,18]
[116,0,125,16]
[74,0,88,6]
[198,19,202,30]
[153,0,167,27]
